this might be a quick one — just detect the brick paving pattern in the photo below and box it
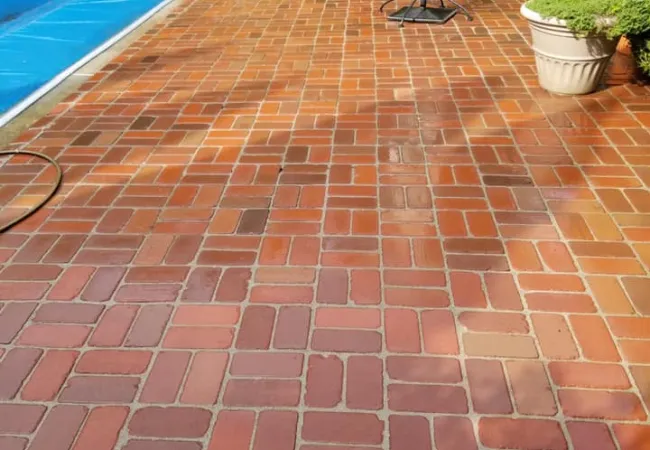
[1,0,650,448]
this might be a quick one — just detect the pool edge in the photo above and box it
[0,0,176,129]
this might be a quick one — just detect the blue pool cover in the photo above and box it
[0,0,168,119]
[0,0,54,22]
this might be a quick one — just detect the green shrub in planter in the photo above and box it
[611,0,650,77]
[526,0,617,37]
[610,0,650,37]
[526,0,650,78]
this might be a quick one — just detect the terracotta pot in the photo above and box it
[606,36,637,85]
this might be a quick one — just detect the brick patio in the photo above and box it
[1,0,650,448]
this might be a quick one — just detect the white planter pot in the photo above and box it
[521,3,617,95]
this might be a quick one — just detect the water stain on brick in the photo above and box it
[71,131,100,146]
[141,55,159,63]
[124,441,200,450]
[129,407,211,438]
[60,376,139,403]
[444,238,505,255]
[285,147,308,163]
[221,197,271,208]
[622,277,650,314]
[483,175,534,186]
[237,209,269,234]
[0,404,46,433]
[129,117,155,130]
[328,197,377,209]
[280,173,327,184]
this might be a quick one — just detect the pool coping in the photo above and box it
[0,0,177,131]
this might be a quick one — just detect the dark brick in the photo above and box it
[237,209,269,234]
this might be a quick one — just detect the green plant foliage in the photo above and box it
[526,0,650,77]
[609,0,650,37]
[610,0,650,76]
[629,33,650,76]
[638,46,650,76]
[526,0,617,36]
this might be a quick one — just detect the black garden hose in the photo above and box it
[0,150,63,233]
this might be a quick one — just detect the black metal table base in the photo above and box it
[380,0,472,27]
[387,6,457,24]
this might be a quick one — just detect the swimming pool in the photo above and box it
[0,0,53,23]
[0,0,173,127]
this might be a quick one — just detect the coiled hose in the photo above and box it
[0,150,63,233]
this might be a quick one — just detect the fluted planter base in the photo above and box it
[521,4,617,95]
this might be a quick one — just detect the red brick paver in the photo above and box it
[1,0,650,448]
